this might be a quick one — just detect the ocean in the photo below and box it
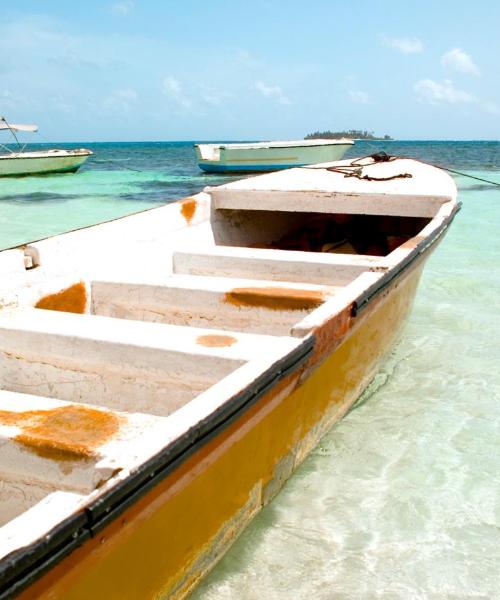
[1,140,500,598]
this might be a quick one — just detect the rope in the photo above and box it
[313,151,500,188]
[321,151,413,182]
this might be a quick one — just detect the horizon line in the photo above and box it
[15,138,500,145]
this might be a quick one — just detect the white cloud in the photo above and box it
[111,1,134,15]
[0,90,17,111]
[349,90,369,104]
[382,35,423,54]
[414,79,475,104]
[254,81,291,105]
[237,49,260,69]
[481,100,500,115]
[163,77,181,95]
[102,88,138,113]
[162,76,192,110]
[52,94,73,113]
[441,48,480,76]
[200,85,230,106]
[414,78,500,117]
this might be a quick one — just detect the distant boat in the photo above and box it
[195,138,354,173]
[0,117,92,177]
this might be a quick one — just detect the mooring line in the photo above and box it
[316,151,500,188]
[438,166,500,187]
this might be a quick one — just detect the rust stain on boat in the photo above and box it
[196,334,237,347]
[35,282,87,314]
[180,198,197,224]
[307,305,353,369]
[225,287,326,311]
[0,405,121,461]
[397,235,426,251]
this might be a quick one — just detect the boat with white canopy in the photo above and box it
[0,117,92,177]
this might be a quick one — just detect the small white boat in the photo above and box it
[0,117,92,177]
[195,138,354,173]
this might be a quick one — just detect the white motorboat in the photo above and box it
[195,138,354,172]
[0,117,92,177]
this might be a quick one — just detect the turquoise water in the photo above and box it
[1,141,500,597]
[1,140,499,249]
[0,142,237,249]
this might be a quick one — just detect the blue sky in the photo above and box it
[1,1,499,141]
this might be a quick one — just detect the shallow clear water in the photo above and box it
[0,141,237,249]
[1,140,499,597]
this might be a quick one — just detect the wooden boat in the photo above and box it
[0,155,459,599]
[0,118,92,177]
[195,138,354,172]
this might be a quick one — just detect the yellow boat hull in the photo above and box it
[19,259,423,600]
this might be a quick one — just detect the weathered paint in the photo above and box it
[196,334,237,348]
[180,198,197,224]
[398,234,427,250]
[0,405,121,461]
[35,282,87,314]
[224,287,326,311]
[306,303,354,368]
[17,261,423,600]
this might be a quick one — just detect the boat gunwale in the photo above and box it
[0,150,93,161]
[194,140,354,152]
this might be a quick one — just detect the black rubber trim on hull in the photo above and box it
[86,336,314,531]
[0,337,314,600]
[0,513,89,600]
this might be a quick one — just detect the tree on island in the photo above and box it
[305,130,392,141]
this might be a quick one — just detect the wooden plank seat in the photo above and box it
[0,308,297,416]
[0,391,162,498]
[207,158,455,218]
[172,245,382,286]
[91,275,341,336]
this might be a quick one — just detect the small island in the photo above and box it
[305,130,393,141]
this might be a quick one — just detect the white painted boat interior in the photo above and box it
[196,144,221,161]
[0,158,458,566]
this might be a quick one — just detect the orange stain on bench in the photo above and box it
[35,282,87,314]
[0,405,121,462]
[196,334,237,348]
[180,198,197,224]
[224,287,326,311]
